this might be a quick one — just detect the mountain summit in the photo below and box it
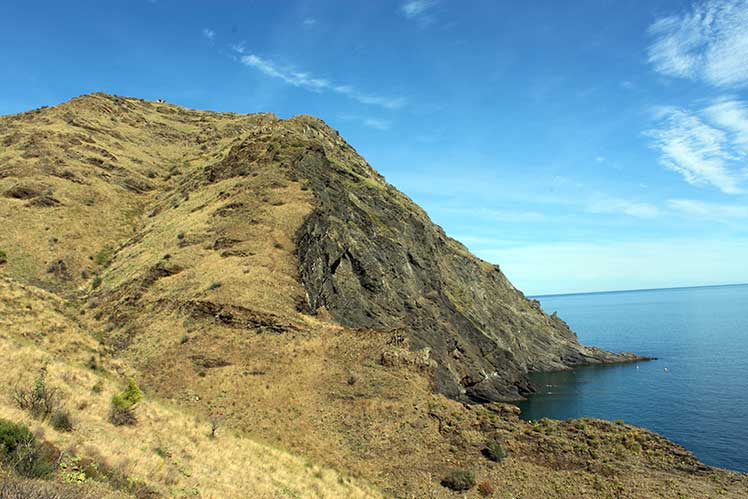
[2,93,640,402]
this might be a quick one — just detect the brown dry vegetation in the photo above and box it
[1,94,747,498]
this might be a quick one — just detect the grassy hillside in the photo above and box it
[1,93,746,498]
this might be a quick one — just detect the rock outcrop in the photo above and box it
[286,117,647,402]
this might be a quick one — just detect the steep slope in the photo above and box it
[1,94,745,498]
[0,277,381,498]
[288,122,644,401]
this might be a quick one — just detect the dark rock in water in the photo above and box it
[288,118,650,403]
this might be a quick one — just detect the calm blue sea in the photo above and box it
[517,284,748,472]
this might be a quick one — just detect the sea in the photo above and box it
[517,284,748,472]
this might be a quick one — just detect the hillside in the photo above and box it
[0,93,746,498]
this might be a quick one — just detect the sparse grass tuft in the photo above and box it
[93,246,114,267]
[51,410,74,432]
[483,439,505,462]
[12,367,62,421]
[441,468,475,491]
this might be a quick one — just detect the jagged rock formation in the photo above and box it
[288,122,645,402]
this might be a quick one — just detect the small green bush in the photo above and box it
[483,439,506,462]
[0,419,54,478]
[91,275,102,289]
[207,281,222,290]
[441,468,475,491]
[51,410,74,432]
[109,378,142,426]
[0,249,7,264]
[121,378,142,405]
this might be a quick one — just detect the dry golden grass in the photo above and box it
[0,277,382,498]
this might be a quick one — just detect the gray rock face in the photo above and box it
[290,132,647,403]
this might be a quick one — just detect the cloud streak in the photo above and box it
[668,199,748,219]
[238,53,405,110]
[703,99,748,151]
[587,196,660,218]
[647,0,748,88]
[645,105,747,194]
[338,114,392,131]
[401,0,437,24]
[202,28,215,41]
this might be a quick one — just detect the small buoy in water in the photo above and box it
[663,367,669,373]
[636,365,639,369]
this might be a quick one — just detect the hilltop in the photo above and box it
[0,93,745,498]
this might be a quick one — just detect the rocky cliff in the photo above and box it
[288,116,644,401]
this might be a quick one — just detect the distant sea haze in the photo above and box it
[531,282,748,299]
[519,284,748,472]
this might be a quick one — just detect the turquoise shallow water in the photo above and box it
[517,284,748,472]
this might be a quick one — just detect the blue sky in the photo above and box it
[2,0,747,294]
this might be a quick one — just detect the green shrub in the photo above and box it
[483,439,505,462]
[121,378,142,406]
[0,419,54,478]
[109,378,142,426]
[91,275,102,289]
[441,468,475,491]
[51,410,73,432]
[91,381,103,394]
[0,249,7,264]
[207,281,222,290]
[13,368,61,421]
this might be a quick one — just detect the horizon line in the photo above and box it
[530,282,748,299]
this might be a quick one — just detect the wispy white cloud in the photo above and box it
[302,18,317,27]
[668,199,748,218]
[645,105,747,194]
[401,0,437,24]
[362,118,391,131]
[647,0,748,88]
[586,196,660,218]
[436,206,547,223]
[202,28,215,41]
[703,98,748,151]
[338,114,392,131]
[237,52,405,109]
